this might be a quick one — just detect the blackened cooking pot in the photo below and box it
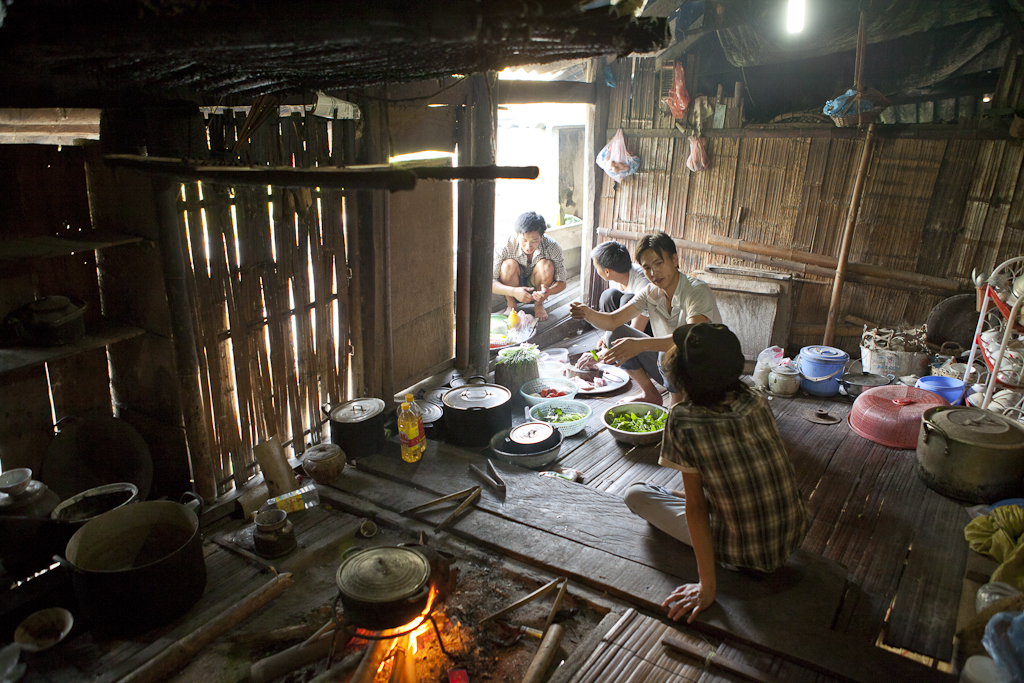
[335,546,433,631]
[442,384,513,448]
[323,398,386,459]
[61,499,206,636]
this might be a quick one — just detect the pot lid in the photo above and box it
[423,388,448,407]
[800,345,850,363]
[924,406,1024,447]
[329,398,385,423]
[442,384,511,410]
[414,400,443,424]
[305,443,343,463]
[842,372,892,388]
[510,422,554,445]
[449,375,488,389]
[848,384,948,448]
[770,365,799,377]
[335,546,430,603]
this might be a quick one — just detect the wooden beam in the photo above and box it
[495,80,596,105]
[611,125,1016,140]
[583,57,612,308]
[991,0,1024,46]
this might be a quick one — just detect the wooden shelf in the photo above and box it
[0,234,143,261]
[0,323,145,375]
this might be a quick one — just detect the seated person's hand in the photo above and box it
[601,337,639,365]
[513,286,535,304]
[596,338,607,350]
[663,582,715,623]
[569,302,590,320]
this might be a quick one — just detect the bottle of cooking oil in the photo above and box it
[405,393,426,456]
[398,402,424,462]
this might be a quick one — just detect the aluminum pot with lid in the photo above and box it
[442,384,513,447]
[322,398,386,459]
[916,406,1024,504]
[335,546,433,631]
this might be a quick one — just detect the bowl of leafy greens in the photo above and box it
[602,402,668,446]
[529,399,592,437]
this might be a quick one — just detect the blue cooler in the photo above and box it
[798,346,849,397]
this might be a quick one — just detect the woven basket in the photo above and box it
[830,87,889,128]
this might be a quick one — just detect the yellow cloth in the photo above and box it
[966,505,1024,591]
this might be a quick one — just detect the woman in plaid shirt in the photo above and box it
[624,323,809,624]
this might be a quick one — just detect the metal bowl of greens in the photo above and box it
[602,402,668,446]
[529,399,593,437]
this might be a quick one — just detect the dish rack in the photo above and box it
[964,256,1024,419]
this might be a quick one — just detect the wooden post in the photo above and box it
[824,123,876,346]
[341,118,364,397]
[582,56,612,307]
[469,73,497,375]
[456,96,473,370]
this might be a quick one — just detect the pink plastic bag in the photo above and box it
[686,136,708,173]
[666,62,690,119]
[596,129,639,183]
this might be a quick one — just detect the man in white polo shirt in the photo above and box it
[570,232,720,406]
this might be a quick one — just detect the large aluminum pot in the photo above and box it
[442,384,512,447]
[322,398,386,459]
[61,499,206,635]
[916,406,1024,504]
[839,371,895,398]
[335,546,433,631]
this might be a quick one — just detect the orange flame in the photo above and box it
[375,585,437,673]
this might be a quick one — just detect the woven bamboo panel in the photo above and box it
[177,112,348,493]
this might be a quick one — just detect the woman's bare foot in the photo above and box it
[534,300,548,321]
[615,391,664,406]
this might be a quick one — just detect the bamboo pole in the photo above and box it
[455,100,473,370]
[705,235,962,294]
[522,623,566,683]
[115,573,293,683]
[824,122,876,346]
[597,227,950,296]
[469,73,498,375]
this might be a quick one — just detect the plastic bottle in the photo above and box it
[263,483,320,514]
[508,308,520,331]
[398,402,424,462]
[405,393,426,456]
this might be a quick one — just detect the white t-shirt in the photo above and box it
[625,263,650,295]
[629,271,721,338]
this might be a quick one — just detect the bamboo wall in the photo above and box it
[597,57,1024,353]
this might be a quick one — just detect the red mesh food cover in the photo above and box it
[847,385,949,449]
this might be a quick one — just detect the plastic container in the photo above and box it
[915,375,966,405]
[798,346,850,397]
[959,655,1009,683]
[540,348,569,365]
[265,483,320,513]
[519,377,579,406]
[405,394,426,456]
[537,360,565,378]
[398,402,424,462]
[529,399,593,437]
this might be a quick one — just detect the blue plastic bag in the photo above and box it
[823,89,875,116]
[983,610,1024,681]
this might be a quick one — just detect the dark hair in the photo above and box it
[664,323,745,407]
[514,211,548,236]
[590,241,632,274]
[635,232,677,264]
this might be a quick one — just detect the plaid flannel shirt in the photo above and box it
[659,387,809,571]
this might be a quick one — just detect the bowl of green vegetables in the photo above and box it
[602,402,668,446]
[529,399,592,437]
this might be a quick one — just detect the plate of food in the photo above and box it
[567,352,630,394]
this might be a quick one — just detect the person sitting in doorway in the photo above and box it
[591,240,651,335]
[623,322,809,624]
[570,232,720,406]
[492,211,567,322]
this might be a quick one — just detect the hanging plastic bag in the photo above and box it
[686,136,708,173]
[596,129,639,183]
[665,62,690,119]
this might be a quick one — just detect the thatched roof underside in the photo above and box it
[0,0,668,107]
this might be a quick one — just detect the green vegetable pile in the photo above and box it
[537,407,586,423]
[609,410,667,433]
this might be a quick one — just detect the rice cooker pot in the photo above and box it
[916,406,1024,504]
[323,398,387,459]
[442,384,513,447]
